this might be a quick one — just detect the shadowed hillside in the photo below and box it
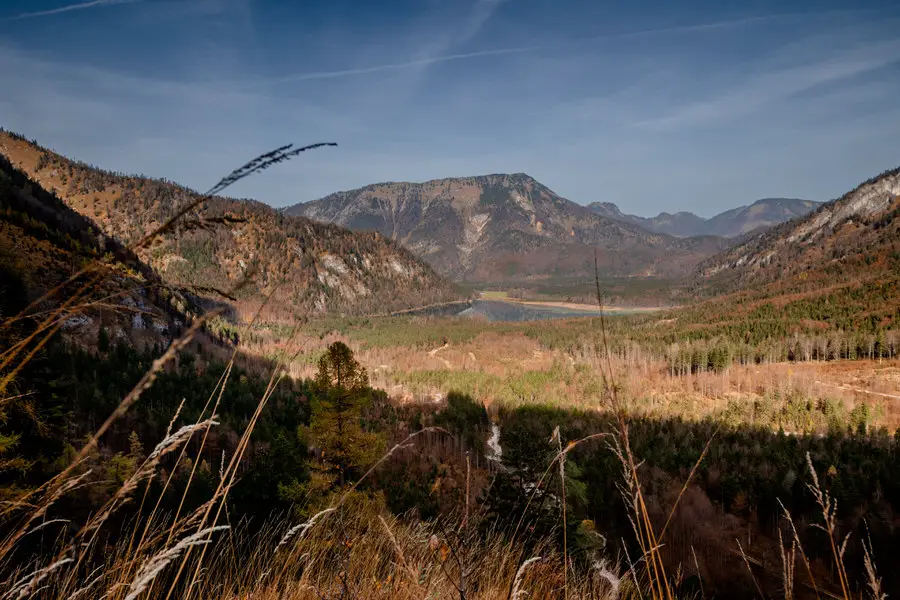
[0,130,463,320]
[0,151,186,351]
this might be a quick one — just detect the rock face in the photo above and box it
[286,173,729,284]
[698,166,900,289]
[587,198,820,238]
[0,130,461,317]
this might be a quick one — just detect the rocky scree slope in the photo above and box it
[287,173,728,283]
[0,131,461,319]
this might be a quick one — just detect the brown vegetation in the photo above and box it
[0,131,462,319]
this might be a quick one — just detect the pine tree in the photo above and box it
[303,342,384,495]
[127,430,144,464]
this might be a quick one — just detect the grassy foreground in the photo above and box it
[2,333,893,599]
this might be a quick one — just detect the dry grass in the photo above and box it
[268,327,900,431]
[1,501,629,600]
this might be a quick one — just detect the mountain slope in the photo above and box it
[286,174,728,284]
[703,198,821,237]
[698,166,900,295]
[0,152,183,349]
[587,198,820,238]
[0,131,461,318]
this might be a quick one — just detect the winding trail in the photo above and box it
[428,342,452,369]
[813,380,900,400]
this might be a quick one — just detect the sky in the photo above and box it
[1,0,899,217]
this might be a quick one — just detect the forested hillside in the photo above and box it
[0,152,184,352]
[0,130,462,319]
[699,166,900,294]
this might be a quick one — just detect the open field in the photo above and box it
[476,290,660,314]
[474,276,685,307]
[229,314,900,433]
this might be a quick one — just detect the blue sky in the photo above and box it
[1,0,899,217]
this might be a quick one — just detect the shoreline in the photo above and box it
[480,294,663,313]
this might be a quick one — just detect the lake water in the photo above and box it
[461,300,609,321]
[401,299,608,322]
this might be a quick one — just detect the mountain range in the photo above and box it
[0,131,461,320]
[586,198,820,238]
[5,128,893,320]
[286,173,730,284]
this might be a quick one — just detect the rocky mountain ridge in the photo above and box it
[287,173,729,284]
[698,166,900,292]
[588,198,820,238]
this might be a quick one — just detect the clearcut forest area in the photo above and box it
[2,3,900,599]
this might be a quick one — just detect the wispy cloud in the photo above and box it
[8,0,142,21]
[400,0,511,82]
[634,38,900,131]
[269,45,537,84]
[264,11,836,86]
[614,9,874,40]
[457,0,509,46]
[2,0,897,215]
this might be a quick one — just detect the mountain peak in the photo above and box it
[587,196,819,238]
[286,175,728,284]
[586,201,625,218]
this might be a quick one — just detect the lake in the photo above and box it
[399,299,612,322]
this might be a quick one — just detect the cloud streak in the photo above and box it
[8,0,142,21]
[268,45,538,84]
[457,0,509,47]
[635,38,900,131]
[1,0,897,216]
[264,11,851,86]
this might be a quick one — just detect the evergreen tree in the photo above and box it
[304,342,384,496]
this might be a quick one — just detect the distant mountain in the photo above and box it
[588,203,708,237]
[0,131,461,317]
[698,166,900,294]
[285,174,729,284]
[703,198,822,237]
[587,198,820,238]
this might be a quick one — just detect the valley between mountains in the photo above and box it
[7,1,900,597]
[2,128,900,599]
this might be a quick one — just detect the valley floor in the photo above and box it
[236,315,900,433]
[483,295,660,314]
[477,290,662,313]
